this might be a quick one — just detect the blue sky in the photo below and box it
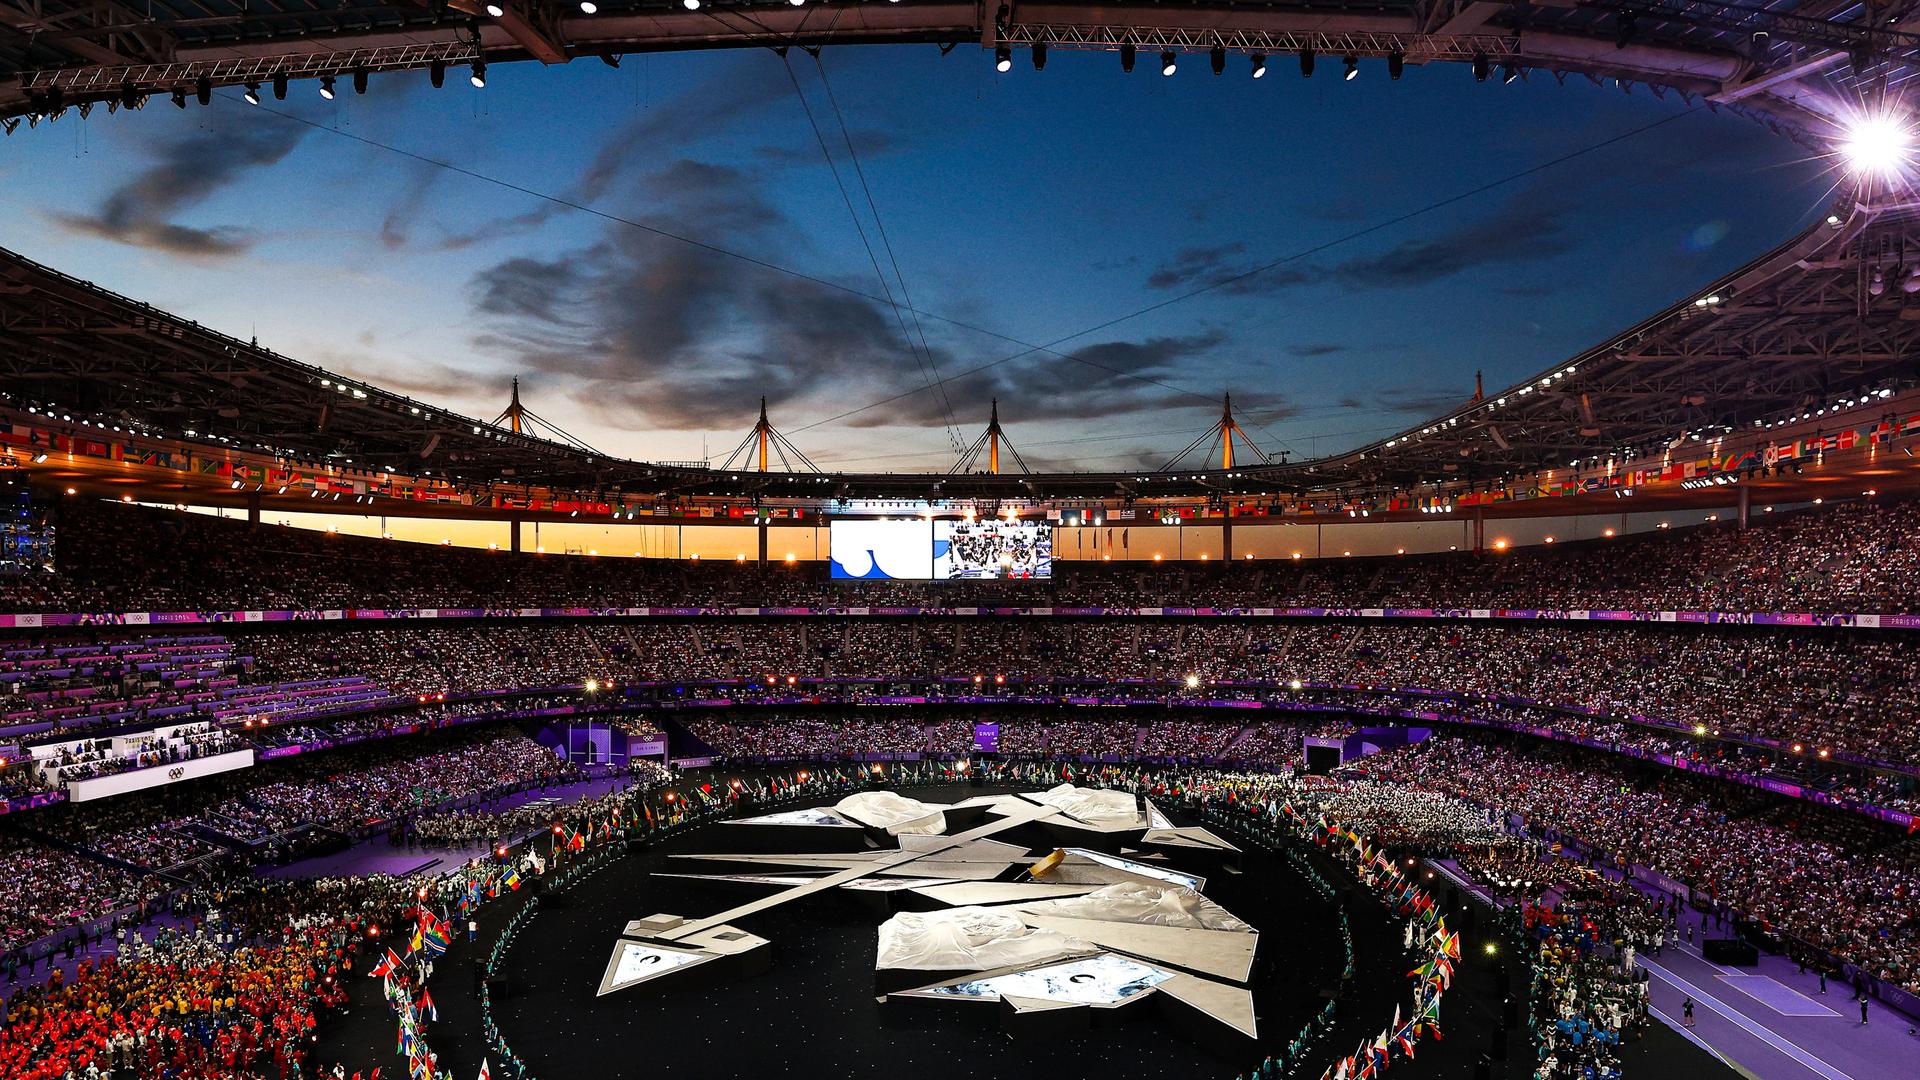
[0,45,1835,472]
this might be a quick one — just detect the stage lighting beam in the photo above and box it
[1839,113,1917,178]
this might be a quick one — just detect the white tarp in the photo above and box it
[876,907,1088,970]
[1021,882,1252,932]
[834,790,948,835]
[1033,783,1141,826]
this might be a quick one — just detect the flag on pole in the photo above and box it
[478,1058,492,1080]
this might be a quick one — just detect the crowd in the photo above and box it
[0,837,155,955]
[4,614,1904,783]
[0,724,577,961]
[1350,735,1920,993]
[0,869,488,1080]
[9,494,1920,616]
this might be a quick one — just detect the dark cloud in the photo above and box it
[463,158,929,431]
[756,129,906,164]
[1143,197,1578,297]
[843,331,1262,430]
[1371,386,1473,416]
[1143,243,1317,296]
[464,158,1282,437]
[1286,343,1348,358]
[398,59,795,252]
[1330,203,1577,289]
[54,123,307,256]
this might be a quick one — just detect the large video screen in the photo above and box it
[829,520,933,580]
[934,520,1052,580]
[828,519,1053,580]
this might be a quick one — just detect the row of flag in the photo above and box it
[1269,802,1452,1080]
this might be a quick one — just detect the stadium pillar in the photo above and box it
[510,517,522,554]
[759,523,769,565]
[1737,484,1750,529]
[1222,517,1234,561]
[1473,505,1485,555]
[246,492,261,525]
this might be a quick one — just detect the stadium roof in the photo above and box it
[3,190,1919,514]
[4,0,1918,134]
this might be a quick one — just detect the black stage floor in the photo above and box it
[489,784,1342,1080]
[312,783,1747,1080]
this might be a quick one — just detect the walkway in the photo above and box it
[1637,919,1920,1080]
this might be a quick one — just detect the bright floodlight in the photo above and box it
[1839,114,1915,177]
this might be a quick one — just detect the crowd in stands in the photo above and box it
[9,494,1920,616]
[0,724,575,964]
[5,611,1906,787]
[1349,735,1920,994]
[411,761,670,846]
[238,731,574,834]
[0,837,155,956]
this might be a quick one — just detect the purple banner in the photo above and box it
[1,605,1918,628]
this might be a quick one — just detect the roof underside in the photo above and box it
[5,0,1920,131]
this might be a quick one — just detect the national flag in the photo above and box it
[478,1059,492,1080]
[420,920,450,959]
[417,988,438,1023]
[370,947,404,978]
[504,868,522,891]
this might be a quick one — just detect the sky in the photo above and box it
[0,44,1839,474]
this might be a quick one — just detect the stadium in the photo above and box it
[4,4,1920,1080]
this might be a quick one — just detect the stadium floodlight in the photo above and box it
[1033,39,1047,70]
[470,62,488,88]
[579,0,597,12]
[485,2,504,14]
[318,76,336,101]
[244,83,261,106]
[995,45,1012,72]
[1343,55,1359,80]
[683,0,700,8]
[1838,113,1915,177]
[1251,55,1266,79]
[1161,51,1177,76]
